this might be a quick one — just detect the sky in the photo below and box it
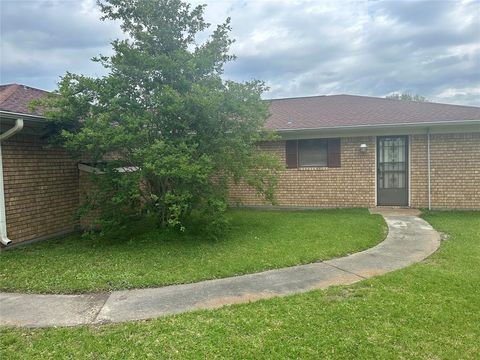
[1,0,479,105]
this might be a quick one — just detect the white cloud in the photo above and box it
[1,0,479,105]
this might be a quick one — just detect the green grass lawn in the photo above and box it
[1,211,478,359]
[0,208,385,294]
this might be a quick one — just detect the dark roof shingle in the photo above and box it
[265,94,480,130]
[1,84,479,129]
[0,84,49,116]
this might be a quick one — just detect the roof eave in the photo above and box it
[273,119,480,133]
[0,110,45,124]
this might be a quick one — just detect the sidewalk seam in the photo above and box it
[91,293,111,324]
[322,261,368,280]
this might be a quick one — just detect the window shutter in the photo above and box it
[285,140,298,168]
[327,138,341,167]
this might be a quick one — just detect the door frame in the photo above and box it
[376,135,410,207]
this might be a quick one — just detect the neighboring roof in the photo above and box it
[266,94,480,131]
[0,84,49,116]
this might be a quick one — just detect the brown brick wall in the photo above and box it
[2,131,478,245]
[231,132,479,209]
[410,134,429,207]
[229,137,377,207]
[411,132,480,209]
[2,133,79,243]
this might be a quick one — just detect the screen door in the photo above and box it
[377,136,408,206]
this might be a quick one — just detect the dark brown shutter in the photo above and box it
[285,140,298,168]
[327,138,341,168]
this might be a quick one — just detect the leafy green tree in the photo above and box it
[385,93,428,102]
[37,0,279,234]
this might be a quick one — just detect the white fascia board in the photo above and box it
[0,110,46,123]
[275,120,480,139]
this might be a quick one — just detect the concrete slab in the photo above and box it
[0,213,441,328]
[369,207,422,216]
[95,263,362,323]
[326,251,414,278]
[325,216,440,277]
[0,292,108,327]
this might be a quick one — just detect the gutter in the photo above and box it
[0,119,24,246]
[274,119,480,133]
[0,110,45,122]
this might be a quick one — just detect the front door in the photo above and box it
[377,136,408,206]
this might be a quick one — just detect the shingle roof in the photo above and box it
[1,84,479,130]
[265,94,480,130]
[0,84,49,116]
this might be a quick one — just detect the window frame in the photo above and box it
[285,138,341,169]
[297,138,328,168]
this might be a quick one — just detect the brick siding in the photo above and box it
[230,132,479,209]
[229,137,377,207]
[409,134,429,207]
[2,131,478,245]
[411,132,480,209]
[2,133,79,243]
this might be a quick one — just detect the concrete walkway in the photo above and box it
[0,214,440,328]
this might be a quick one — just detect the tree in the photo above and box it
[385,92,428,102]
[37,0,279,234]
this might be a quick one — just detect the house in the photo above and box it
[0,84,79,246]
[230,95,480,209]
[1,84,479,246]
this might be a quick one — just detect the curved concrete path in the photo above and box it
[0,214,440,328]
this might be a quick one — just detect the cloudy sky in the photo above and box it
[1,0,479,105]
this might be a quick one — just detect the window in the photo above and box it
[286,138,341,168]
[298,139,328,167]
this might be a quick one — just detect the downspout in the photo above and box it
[0,119,24,246]
[427,128,432,211]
